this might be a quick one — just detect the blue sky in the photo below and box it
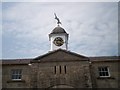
[1,1,119,59]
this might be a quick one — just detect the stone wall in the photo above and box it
[30,61,92,88]
[2,64,31,88]
[2,60,120,88]
[91,61,119,88]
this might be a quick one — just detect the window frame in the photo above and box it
[98,66,110,77]
[11,69,22,80]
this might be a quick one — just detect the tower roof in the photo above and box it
[50,26,68,34]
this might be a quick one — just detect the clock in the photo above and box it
[53,37,64,46]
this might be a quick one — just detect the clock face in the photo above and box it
[53,37,64,46]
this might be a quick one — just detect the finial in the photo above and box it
[54,13,62,26]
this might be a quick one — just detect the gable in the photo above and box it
[33,49,89,62]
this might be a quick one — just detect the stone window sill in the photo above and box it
[7,80,25,83]
[97,77,115,79]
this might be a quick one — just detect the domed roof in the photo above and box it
[50,26,67,34]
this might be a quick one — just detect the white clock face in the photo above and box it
[53,37,64,46]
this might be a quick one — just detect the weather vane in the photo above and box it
[54,13,62,26]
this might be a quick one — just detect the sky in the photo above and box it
[1,0,120,2]
[1,1,119,59]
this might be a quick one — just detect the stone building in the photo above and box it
[2,21,120,88]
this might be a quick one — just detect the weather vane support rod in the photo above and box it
[54,13,62,26]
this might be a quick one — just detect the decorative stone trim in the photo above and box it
[7,80,25,83]
[97,77,115,79]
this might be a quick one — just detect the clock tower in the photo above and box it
[49,13,68,51]
[49,26,69,51]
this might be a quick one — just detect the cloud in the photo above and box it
[2,2,118,59]
[1,0,120,2]
[0,2,2,59]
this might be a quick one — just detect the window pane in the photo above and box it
[102,72,104,76]
[101,67,104,71]
[104,67,107,71]
[18,75,22,79]
[105,72,109,76]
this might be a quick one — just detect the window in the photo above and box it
[59,66,61,74]
[54,66,67,74]
[54,66,56,74]
[11,69,22,80]
[98,67,110,77]
[64,66,66,74]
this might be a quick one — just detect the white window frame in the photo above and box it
[98,66,110,77]
[11,69,22,80]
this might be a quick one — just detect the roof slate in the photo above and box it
[1,49,120,65]
[2,59,32,65]
[34,49,88,60]
[50,26,67,34]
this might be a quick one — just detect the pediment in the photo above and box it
[33,49,89,62]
